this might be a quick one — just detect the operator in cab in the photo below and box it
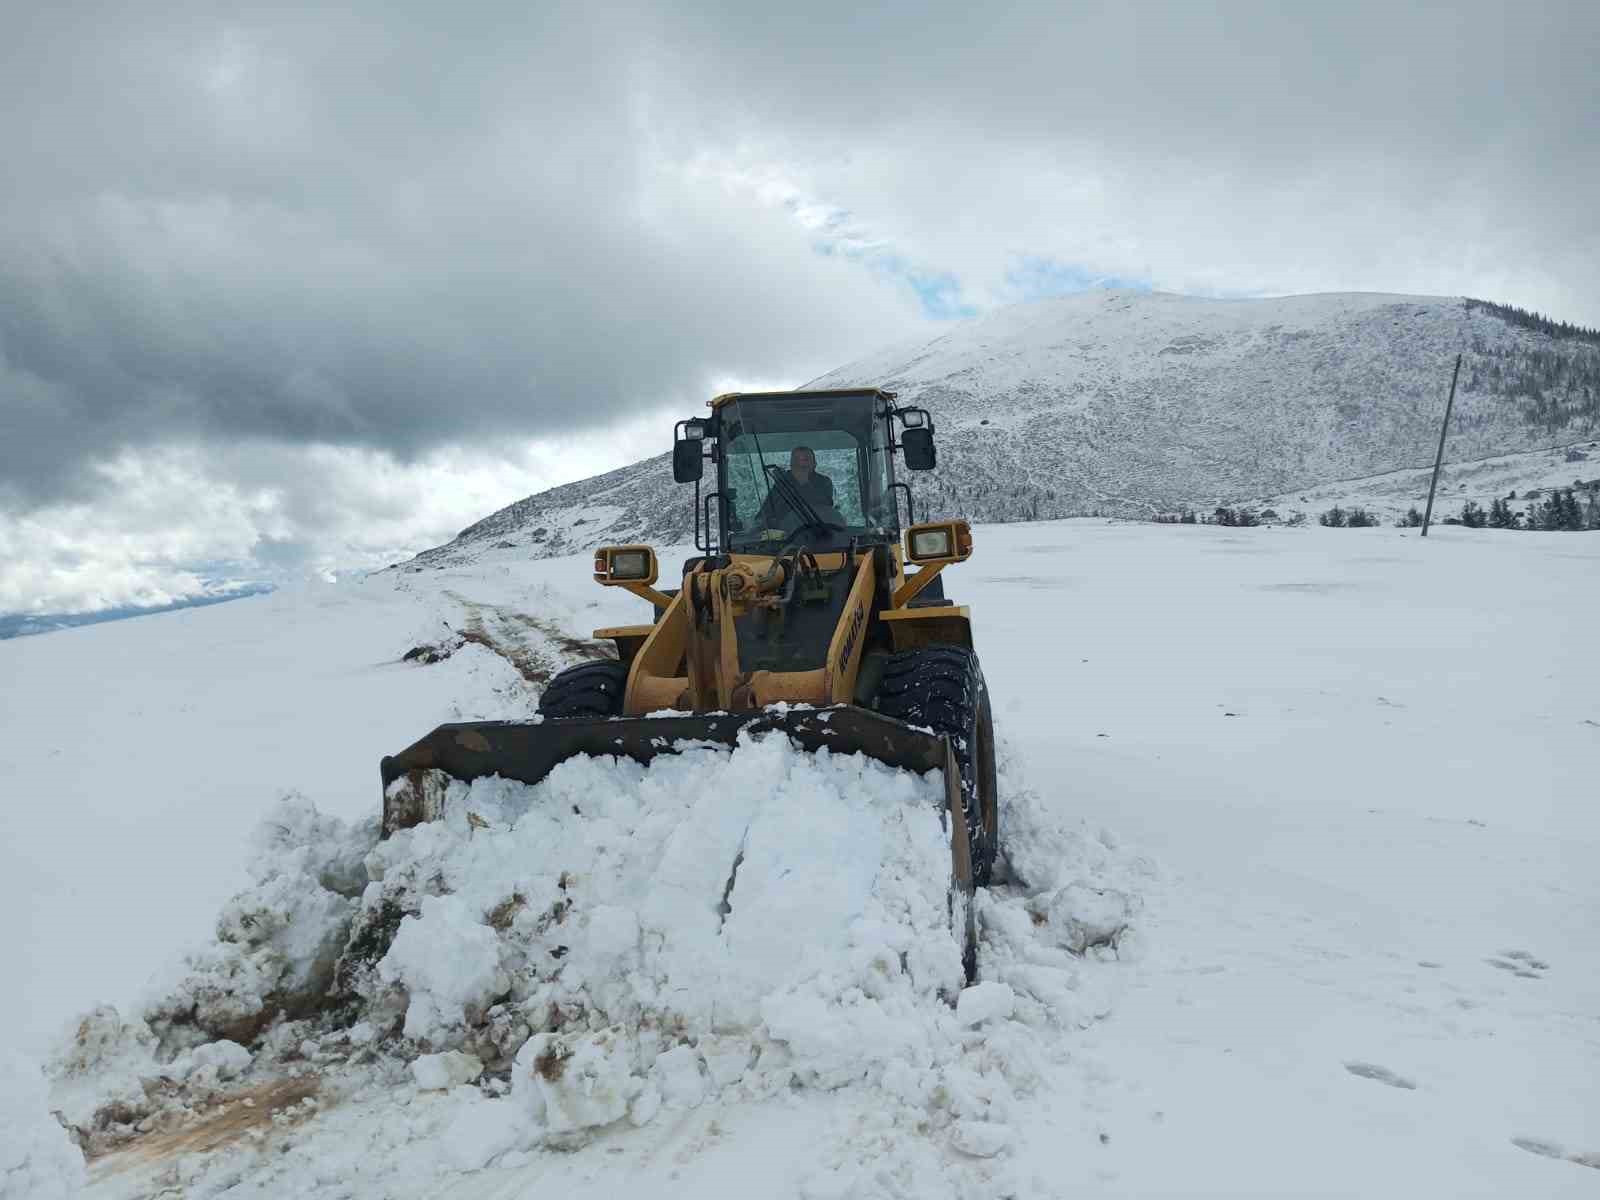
[756,445,835,528]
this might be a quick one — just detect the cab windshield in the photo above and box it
[718,394,895,553]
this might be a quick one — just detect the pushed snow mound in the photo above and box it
[354,734,965,1054]
[50,732,1144,1198]
[1,1053,86,1200]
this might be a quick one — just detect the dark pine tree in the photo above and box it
[1560,489,1586,530]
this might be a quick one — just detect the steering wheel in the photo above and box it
[777,503,845,534]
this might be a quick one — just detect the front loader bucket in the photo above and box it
[380,705,977,977]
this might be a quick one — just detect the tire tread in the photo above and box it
[873,643,998,885]
[538,660,630,718]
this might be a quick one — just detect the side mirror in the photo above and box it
[901,427,936,471]
[673,437,704,483]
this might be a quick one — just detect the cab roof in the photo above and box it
[708,387,896,410]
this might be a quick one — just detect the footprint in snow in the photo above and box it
[1258,581,1358,594]
[1487,949,1548,979]
[1513,1137,1563,1159]
[1512,1137,1600,1170]
[1343,1062,1417,1090]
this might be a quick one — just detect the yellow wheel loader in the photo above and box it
[381,389,998,976]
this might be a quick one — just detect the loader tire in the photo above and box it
[537,660,629,719]
[874,645,999,886]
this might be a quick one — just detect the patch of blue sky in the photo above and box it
[810,232,978,320]
[905,271,978,320]
[1185,282,1282,300]
[786,193,979,319]
[1001,256,1152,303]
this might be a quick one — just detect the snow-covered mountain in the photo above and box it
[412,290,1600,566]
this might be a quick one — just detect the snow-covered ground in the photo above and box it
[3,520,1597,1196]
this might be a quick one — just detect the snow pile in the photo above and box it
[47,731,1141,1196]
[308,731,978,1175]
[147,795,373,1038]
[0,1054,85,1200]
[45,797,374,1153]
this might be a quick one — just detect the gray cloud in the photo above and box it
[0,3,931,508]
[2,1,1597,607]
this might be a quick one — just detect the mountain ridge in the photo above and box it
[0,583,277,640]
[411,289,1600,567]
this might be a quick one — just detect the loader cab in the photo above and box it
[674,388,935,555]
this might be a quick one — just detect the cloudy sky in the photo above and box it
[2,1,1596,615]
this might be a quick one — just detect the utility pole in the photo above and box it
[1420,353,1463,537]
